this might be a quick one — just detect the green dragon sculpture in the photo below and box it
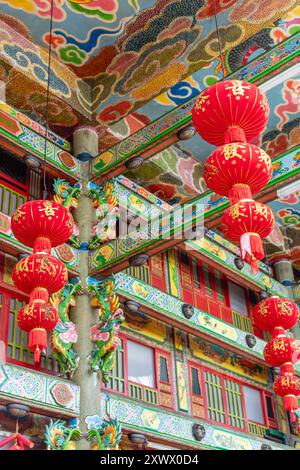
[88,277,124,383]
[45,420,81,450]
[87,181,119,249]
[53,178,82,209]
[53,178,82,248]
[50,282,82,378]
[87,417,122,450]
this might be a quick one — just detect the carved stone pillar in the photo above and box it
[71,127,100,450]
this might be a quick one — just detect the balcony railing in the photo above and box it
[0,182,26,217]
[128,381,158,406]
[248,421,267,437]
[232,311,253,334]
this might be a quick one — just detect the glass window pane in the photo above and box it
[127,340,155,388]
[202,263,212,296]
[192,261,201,288]
[228,281,248,316]
[191,367,201,396]
[215,270,225,302]
[266,395,275,419]
[10,192,17,215]
[159,356,169,382]
[3,189,9,214]
[180,252,189,266]
[243,386,264,424]
[0,186,3,211]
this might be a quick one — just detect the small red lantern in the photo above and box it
[253,297,299,332]
[221,199,274,270]
[274,363,300,419]
[264,328,297,367]
[203,143,272,204]
[12,254,68,295]
[18,302,59,363]
[192,79,269,146]
[11,200,74,249]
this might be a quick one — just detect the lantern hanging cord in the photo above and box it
[212,0,226,79]
[43,0,55,198]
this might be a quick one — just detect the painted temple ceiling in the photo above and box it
[0,1,299,269]
[0,1,298,136]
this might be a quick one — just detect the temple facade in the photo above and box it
[0,0,299,451]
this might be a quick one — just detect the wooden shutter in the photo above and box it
[178,251,194,304]
[150,253,166,291]
[189,363,205,418]
[224,378,245,430]
[264,393,278,429]
[204,370,226,424]
[156,349,173,409]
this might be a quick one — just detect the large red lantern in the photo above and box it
[203,143,272,204]
[12,254,68,294]
[192,79,269,146]
[18,302,59,363]
[274,363,300,419]
[253,297,299,332]
[11,200,74,250]
[264,328,297,367]
[221,199,274,270]
[11,199,74,366]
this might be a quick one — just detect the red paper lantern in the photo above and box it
[192,79,269,146]
[203,143,272,204]
[264,328,297,367]
[11,200,74,249]
[221,199,274,270]
[253,297,299,332]
[274,363,300,417]
[18,302,59,363]
[12,254,68,294]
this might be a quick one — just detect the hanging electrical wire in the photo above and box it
[42,0,55,198]
[212,0,226,79]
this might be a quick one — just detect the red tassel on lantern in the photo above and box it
[29,328,47,364]
[18,302,59,365]
[274,363,300,418]
[221,199,274,272]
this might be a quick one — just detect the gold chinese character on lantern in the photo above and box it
[24,305,34,318]
[273,338,286,351]
[254,204,270,219]
[229,205,241,219]
[221,143,244,161]
[281,301,293,316]
[13,208,26,222]
[36,258,57,277]
[38,201,59,218]
[225,80,251,98]
[258,304,269,317]
[195,94,210,111]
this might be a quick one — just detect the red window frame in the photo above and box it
[149,253,166,291]
[0,268,58,375]
[0,172,28,196]
[177,251,255,326]
[103,333,174,409]
[188,362,278,432]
